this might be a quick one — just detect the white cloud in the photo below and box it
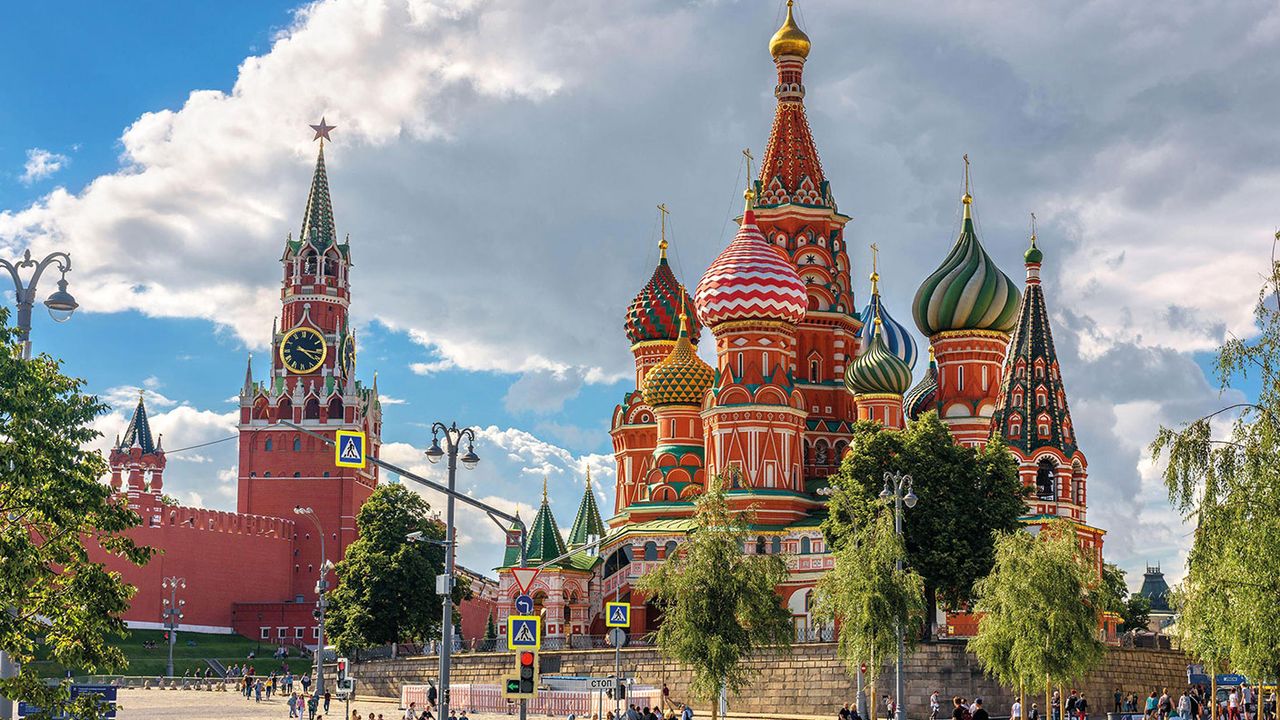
[20,148,69,184]
[378,394,408,405]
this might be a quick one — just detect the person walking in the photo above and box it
[1078,693,1089,720]
[1012,698,1023,720]
[1117,691,1125,714]
[1053,692,1062,720]
[932,692,942,720]
[324,690,331,714]
[1030,704,1041,720]
[1145,692,1158,719]
[973,699,989,720]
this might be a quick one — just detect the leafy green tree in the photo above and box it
[823,414,1026,636]
[814,506,925,688]
[1098,562,1129,616]
[1122,594,1152,632]
[0,308,154,718]
[1150,242,1280,679]
[637,481,793,719]
[324,484,464,654]
[968,521,1105,697]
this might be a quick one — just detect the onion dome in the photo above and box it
[845,317,913,396]
[642,304,715,407]
[769,0,811,59]
[856,250,918,370]
[625,239,701,346]
[903,346,939,420]
[695,207,807,327]
[1024,234,1044,264]
[912,161,1021,336]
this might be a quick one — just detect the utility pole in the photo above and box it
[879,471,917,720]
[294,506,330,698]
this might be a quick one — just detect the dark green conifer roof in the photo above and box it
[567,470,607,548]
[120,395,157,453]
[990,242,1078,458]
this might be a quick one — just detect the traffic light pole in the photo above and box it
[519,540,528,720]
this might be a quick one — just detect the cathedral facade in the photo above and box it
[495,2,1104,644]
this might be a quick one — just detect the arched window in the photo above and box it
[563,603,572,623]
[1035,457,1057,499]
[328,397,343,420]
[302,252,317,276]
[304,398,321,420]
[293,472,301,478]
[264,472,272,478]
[755,536,767,555]
[771,537,781,554]
[643,542,657,561]
[809,359,820,383]
[957,366,965,390]
[664,541,677,558]
[293,437,302,452]
[1037,391,1047,407]
[800,536,811,555]
[264,438,273,451]
[278,398,293,419]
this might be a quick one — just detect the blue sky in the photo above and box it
[4,0,1277,588]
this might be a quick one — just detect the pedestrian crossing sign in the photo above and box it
[507,615,541,650]
[335,430,367,468]
[606,602,630,628]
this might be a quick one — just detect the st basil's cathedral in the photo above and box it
[494,2,1106,643]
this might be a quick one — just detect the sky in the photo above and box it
[3,0,1277,594]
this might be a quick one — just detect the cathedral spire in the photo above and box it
[243,354,254,395]
[121,393,157,454]
[756,1,828,208]
[300,119,337,251]
[567,467,607,548]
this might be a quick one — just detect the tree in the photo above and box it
[0,308,154,718]
[822,414,1026,636]
[484,610,497,641]
[1150,240,1280,679]
[968,521,1105,698]
[324,483,465,654]
[814,506,925,689]
[1122,594,1152,633]
[636,481,793,719]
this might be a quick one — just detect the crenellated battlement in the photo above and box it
[122,488,296,541]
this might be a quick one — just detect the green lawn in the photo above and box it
[28,629,313,680]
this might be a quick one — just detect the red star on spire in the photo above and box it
[309,117,336,142]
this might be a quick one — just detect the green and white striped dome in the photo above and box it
[845,320,913,396]
[913,198,1021,336]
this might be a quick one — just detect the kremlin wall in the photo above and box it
[91,1,1119,672]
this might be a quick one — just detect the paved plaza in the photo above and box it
[110,689,516,720]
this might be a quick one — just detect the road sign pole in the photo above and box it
[614,643,620,717]
[519,538,528,720]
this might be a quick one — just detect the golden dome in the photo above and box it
[769,1,811,59]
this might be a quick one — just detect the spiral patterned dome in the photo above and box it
[642,310,715,408]
[913,199,1021,336]
[626,251,701,346]
[903,347,938,420]
[845,320,913,396]
[857,292,918,371]
[695,210,807,327]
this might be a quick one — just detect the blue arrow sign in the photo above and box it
[515,594,534,615]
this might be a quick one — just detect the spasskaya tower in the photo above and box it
[236,120,382,601]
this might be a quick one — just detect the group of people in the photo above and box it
[1121,685,1277,720]
[602,703,693,720]
[287,689,333,720]
[401,699,478,720]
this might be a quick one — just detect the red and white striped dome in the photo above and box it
[695,211,807,327]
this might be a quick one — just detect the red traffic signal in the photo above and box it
[517,651,538,694]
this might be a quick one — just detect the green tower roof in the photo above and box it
[566,469,607,548]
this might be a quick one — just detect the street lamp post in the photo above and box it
[424,422,479,720]
[294,506,332,698]
[161,577,187,678]
[0,249,79,360]
[880,471,917,720]
[0,250,76,720]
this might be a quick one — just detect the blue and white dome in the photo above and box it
[857,291,918,371]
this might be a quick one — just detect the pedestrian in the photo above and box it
[428,683,438,710]
[663,684,671,711]
[302,673,311,694]
[1013,697,1022,720]
[932,692,942,720]
[1053,693,1062,720]
[972,699,988,720]
[324,691,331,713]
[1066,691,1079,720]
[1079,694,1089,720]
[1230,690,1242,720]
[1030,704,1041,720]
[954,696,972,720]
[1146,692,1158,719]
[1117,691,1125,714]
[682,704,694,720]
[406,702,418,720]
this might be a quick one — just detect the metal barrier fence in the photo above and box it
[80,675,242,691]
[402,683,663,715]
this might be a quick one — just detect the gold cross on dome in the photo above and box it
[742,147,754,180]
[870,243,879,274]
[657,203,670,258]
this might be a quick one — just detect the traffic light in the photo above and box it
[617,680,626,701]
[518,651,538,695]
[336,657,348,684]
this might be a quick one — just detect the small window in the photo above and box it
[957,366,964,391]
[293,472,301,478]
[265,438,273,452]
[800,537,811,555]
[755,536,767,555]
[278,627,287,639]
[312,627,321,639]
[295,627,305,639]
[644,542,657,561]
[809,360,820,383]
[260,627,270,640]
[771,537,781,554]
[982,365,989,391]
[323,471,330,478]
[293,438,302,452]
[1009,423,1021,438]
[264,472,272,478]
[664,541,677,558]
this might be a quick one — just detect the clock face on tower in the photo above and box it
[280,327,327,374]
[339,334,356,376]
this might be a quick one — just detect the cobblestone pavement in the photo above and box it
[113,689,525,720]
